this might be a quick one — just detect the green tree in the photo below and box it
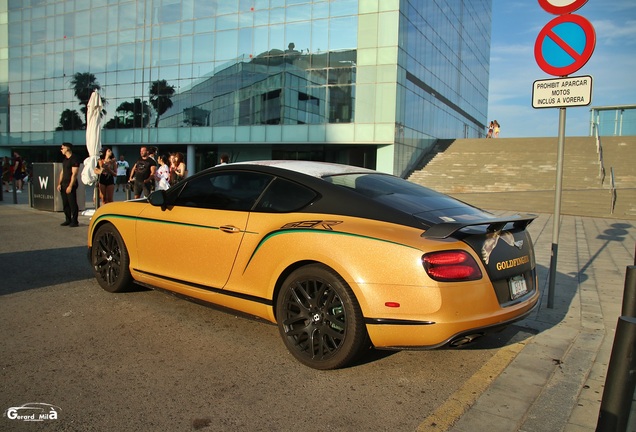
[110,99,151,128]
[56,109,84,131]
[149,79,175,127]
[70,72,102,124]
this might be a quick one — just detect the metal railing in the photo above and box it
[593,122,606,184]
[610,167,617,214]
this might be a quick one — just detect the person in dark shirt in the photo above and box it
[57,142,80,227]
[128,145,157,199]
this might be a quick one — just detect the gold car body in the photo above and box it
[88,194,539,349]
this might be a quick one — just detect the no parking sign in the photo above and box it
[535,0,596,76]
[537,0,588,15]
[535,0,596,310]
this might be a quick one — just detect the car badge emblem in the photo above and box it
[481,231,523,264]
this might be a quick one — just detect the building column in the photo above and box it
[187,145,195,176]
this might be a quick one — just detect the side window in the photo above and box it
[173,172,272,210]
[254,178,317,212]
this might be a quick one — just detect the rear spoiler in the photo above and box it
[421,214,537,239]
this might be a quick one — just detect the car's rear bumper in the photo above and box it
[365,292,539,349]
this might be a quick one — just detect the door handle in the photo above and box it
[220,225,241,234]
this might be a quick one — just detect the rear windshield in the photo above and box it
[323,173,436,198]
[323,173,488,222]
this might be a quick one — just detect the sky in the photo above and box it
[487,0,636,137]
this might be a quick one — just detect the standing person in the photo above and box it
[216,153,229,166]
[169,153,177,185]
[154,154,171,191]
[22,159,29,184]
[12,151,25,192]
[115,154,129,192]
[128,145,156,199]
[493,120,500,138]
[57,142,80,227]
[95,147,116,204]
[170,151,187,185]
[486,121,494,138]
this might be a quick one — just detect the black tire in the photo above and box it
[91,223,133,293]
[276,264,369,370]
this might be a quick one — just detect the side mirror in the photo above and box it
[148,190,166,208]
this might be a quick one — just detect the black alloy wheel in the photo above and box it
[276,264,368,370]
[91,223,132,293]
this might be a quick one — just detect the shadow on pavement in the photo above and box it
[0,246,93,295]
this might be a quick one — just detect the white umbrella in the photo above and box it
[81,90,103,209]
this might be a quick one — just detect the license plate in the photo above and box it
[509,276,528,300]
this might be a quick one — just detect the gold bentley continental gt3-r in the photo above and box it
[87,161,539,369]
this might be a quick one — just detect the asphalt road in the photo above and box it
[0,204,533,432]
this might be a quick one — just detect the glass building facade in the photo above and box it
[0,0,491,176]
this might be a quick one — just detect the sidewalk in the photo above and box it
[420,212,636,432]
[3,187,636,431]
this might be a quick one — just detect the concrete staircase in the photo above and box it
[407,136,636,220]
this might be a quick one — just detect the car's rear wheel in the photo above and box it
[276,264,368,370]
[91,223,133,293]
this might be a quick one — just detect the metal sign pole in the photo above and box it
[548,107,567,309]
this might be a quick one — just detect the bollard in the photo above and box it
[623,266,636,318]
[596,315,636,432]
[27,181,32,207]
[11,177,17,204]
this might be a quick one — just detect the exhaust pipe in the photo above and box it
[450,333,483,347]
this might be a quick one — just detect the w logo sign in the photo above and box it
[38,176,49,189]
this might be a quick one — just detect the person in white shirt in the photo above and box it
[115,154,129,192]
[154,154,171,191]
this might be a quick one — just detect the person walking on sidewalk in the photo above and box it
[57,142,80,227]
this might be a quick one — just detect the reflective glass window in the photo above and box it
[216,2,239,16]
[180,36,194,64]
[238,27,253,56]
[254,177,317,213]
[330,0,358,17]
[193,33,215,64]
[253,26,269,56]
[217,13,239,31]
[195,17,215,33]
[118,3,136,30]
[215,30,238,61]
[269,7,285,25]
[90,7,108,34]
[269,23,284,51]
[286,4,311,23]
[329,16,357,50]
[173,171,272,211]
[285,22,309,54]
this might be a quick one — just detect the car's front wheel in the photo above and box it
[91,223,133,293]
[276,264,369,370]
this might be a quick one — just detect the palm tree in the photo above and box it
[149,79,175,127]
[70,72,102,124]
[114,99,151,128]
[56,109,84,130]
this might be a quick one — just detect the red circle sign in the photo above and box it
[538,0,589,15]
[535,14,596,76]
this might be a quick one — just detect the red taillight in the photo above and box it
[422,250,482,281]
